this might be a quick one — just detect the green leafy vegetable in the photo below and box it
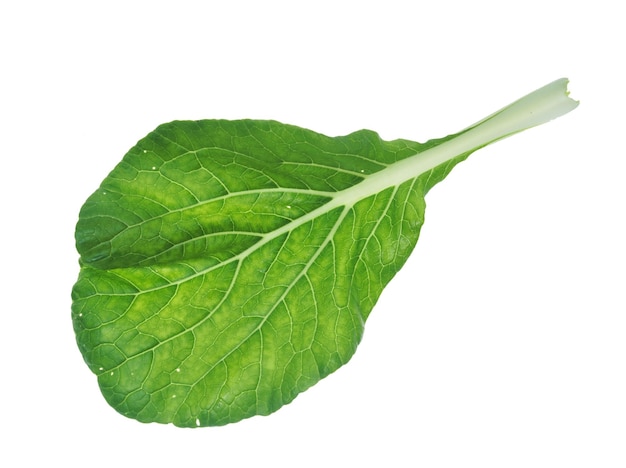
[72,79,578,427]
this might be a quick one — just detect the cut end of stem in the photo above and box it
[512,77,579,129]
[463,78,579,146]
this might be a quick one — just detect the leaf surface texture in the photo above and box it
[73,120,465,426]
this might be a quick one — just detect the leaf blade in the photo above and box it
[73,121,436,426]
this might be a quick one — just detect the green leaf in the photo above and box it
[72,79,577,427]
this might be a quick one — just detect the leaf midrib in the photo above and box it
[89,130,481,297]
[94,129,493,380]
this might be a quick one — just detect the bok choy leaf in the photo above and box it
[72,78,578,427]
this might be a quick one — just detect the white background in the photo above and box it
[2,1,624,466]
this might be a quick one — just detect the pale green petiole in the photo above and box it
[339,78,579,207]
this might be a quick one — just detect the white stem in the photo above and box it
[339,78,579,206]
[460,77,579,143]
